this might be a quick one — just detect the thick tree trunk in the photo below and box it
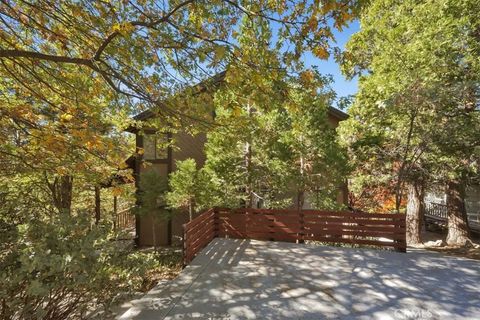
[446,179,471,246]
[94,186,101,224]
[406,182,424,245]
[46,175,73,214]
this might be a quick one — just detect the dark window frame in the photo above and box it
[139,132,171,163]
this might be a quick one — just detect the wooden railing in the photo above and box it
[183,208,406,265]
[425,202,448,221]
[424,202,480,233]
[114,207,135,231]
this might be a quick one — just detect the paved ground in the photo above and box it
[118,238,480,320]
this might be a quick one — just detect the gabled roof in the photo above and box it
[328,106,349,120]
[128,71,348,128]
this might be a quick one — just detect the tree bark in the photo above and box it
[46,175,73,214]
[244,104,254,208]
[297,190,305,210]
[152,217,157,251]
[94,186,101,224]
[406,182,424,245]
[188,199,194,221]
[446,179,471,246]
[297,154,305,210]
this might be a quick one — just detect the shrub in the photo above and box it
[0,212,163,320]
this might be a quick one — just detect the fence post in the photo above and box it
[213,207,219,238]
[299,209,305,243]
[113,196,118,232]
[182,223,187,267]
[245,207,250,240]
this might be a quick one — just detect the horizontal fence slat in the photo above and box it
[184,209,215,229]
[304,230,405,240]
[185,223,216,247]
[185,217,215,237]
[302,236,401,247]
[183,209,217,265]
[304,218,405,226]
[303,224,404,233]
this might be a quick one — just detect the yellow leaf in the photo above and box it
[232,107,242,117]
[60,113,73,122]
[214,46,226,61]
[119,161,128,169]
[112,187,123,196]
[313,46,330,60]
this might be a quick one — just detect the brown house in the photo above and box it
[126,111,348,247]
[126,78,349,247]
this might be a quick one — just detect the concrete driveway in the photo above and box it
[119,238,480,320]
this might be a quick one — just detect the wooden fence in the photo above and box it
[183,208,217,265]
[183,208,406,265]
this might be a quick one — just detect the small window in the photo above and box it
[143,134,168,160]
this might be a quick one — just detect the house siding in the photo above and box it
[137,131,207,247]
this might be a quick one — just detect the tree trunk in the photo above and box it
[243,103,254,208]
[446,179,470,246]
[152,217,157,251]
[46,174,73,214]
[297,190,305,210]
[297,154,305,210]
[94,186,101,224]
[406,182,424,245]
[395,110,417,213]
[188,200,193,221]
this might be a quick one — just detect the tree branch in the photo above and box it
[0,49,93,66]
[93,0,196,60]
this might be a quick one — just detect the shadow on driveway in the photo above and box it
[119,238,480,319]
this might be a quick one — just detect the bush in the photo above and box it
[0,212,164,320]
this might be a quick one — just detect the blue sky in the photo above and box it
[303,21,360,105]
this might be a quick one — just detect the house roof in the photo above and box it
[128,71,348,127]
[132,104,348,123]
[328,106,349,120]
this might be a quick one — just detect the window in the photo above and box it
[143,134,168,160]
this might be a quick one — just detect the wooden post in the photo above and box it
[182,223,187,267]
[113,196,118,231]
[213,207,219,237]
[94,186,101,224]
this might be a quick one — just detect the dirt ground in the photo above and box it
[417,231,480,260]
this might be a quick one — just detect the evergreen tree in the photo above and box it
[340,0,480,245]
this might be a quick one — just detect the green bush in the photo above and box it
[0,212,162,320]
